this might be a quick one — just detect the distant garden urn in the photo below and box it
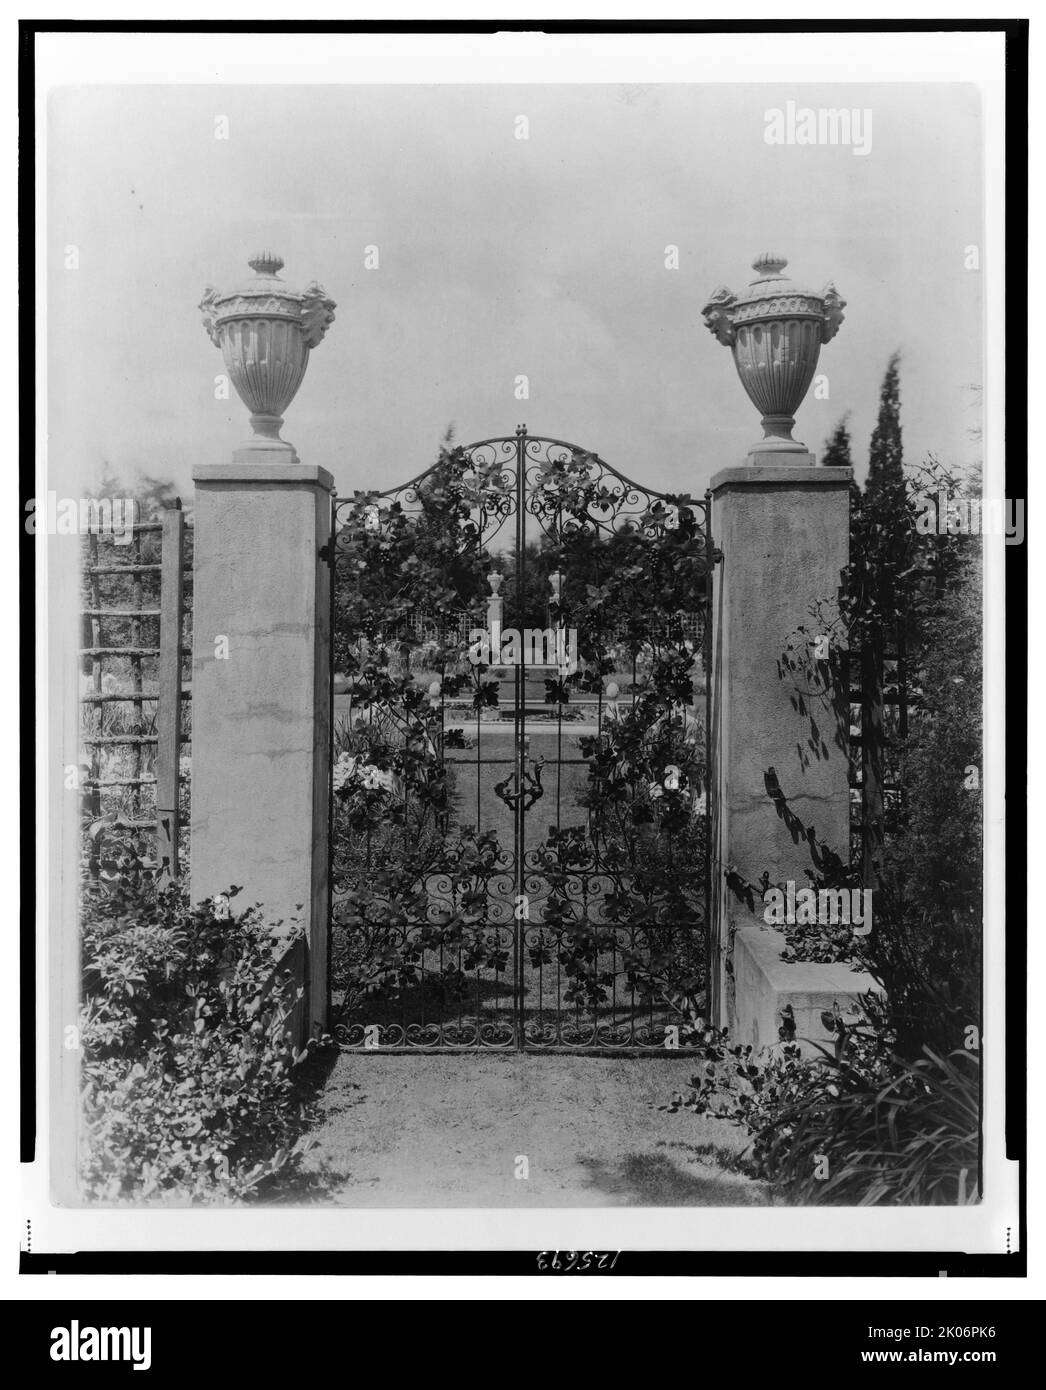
[703,254,845,464]
[200,253,336,463]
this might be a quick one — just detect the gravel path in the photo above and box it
[301,1053,770,1207]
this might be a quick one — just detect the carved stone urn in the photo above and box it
[200,253,336,462]
[703,254,845,464]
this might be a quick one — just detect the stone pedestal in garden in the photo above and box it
[189,463,333,1039]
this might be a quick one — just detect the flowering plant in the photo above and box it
[332,751,400,797]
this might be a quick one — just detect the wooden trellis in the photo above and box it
[80,503,192,878]
[849,631,912,887]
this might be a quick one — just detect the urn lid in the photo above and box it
[223,251,300,303]
[732,254,824,310]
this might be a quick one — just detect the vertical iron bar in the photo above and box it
[474,663,482,829]
[514,425,527,1049]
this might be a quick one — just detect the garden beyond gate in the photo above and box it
[329,428,716,1051]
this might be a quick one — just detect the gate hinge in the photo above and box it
[318,541,334,567]
[711,546,724,565]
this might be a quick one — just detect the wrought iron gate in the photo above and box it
[329,428,715,1051]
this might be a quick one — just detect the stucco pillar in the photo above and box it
[708,464,856,1034]
[189,461,332,1038]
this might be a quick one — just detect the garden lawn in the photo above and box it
[299,1054,769,1206]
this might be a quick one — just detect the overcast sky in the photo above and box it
[47,82,983,504]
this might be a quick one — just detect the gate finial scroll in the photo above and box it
[702,254,846,466]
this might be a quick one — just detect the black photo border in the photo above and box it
[18,15,1029,1281]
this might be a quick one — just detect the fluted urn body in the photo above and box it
[703,255,845,462]
[200,253,335,461]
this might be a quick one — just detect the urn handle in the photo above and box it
[701,284,737,346]
[199,285,222,347]
[821,281,847,343]
[300,280,337,348]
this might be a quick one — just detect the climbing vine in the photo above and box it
[329,441,712,1037]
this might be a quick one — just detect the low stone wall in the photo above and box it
[732,922,880,1056]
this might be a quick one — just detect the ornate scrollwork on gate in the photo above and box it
[329,430,714,1051]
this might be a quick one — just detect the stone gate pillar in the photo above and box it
[191,254,336,1040]
[708,465,859,1036]
[704,254,876,1046]
[190,463,332,1038]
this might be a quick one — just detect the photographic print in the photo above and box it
[25,24,1023,1268]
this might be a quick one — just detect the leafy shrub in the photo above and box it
[80,857,321,1204]
[871,548,981,1057]
[668,1012,980,1205]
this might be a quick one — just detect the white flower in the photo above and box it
[333,752,401,797]
[332,752,359,792]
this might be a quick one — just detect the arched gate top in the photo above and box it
[334,426,709,547]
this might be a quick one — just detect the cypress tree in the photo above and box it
[866,352,903,499]
[822,413,863,512]
[821,415,852,468]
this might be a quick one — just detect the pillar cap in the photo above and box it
[192,461,335,490]
[710,464,853,492]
